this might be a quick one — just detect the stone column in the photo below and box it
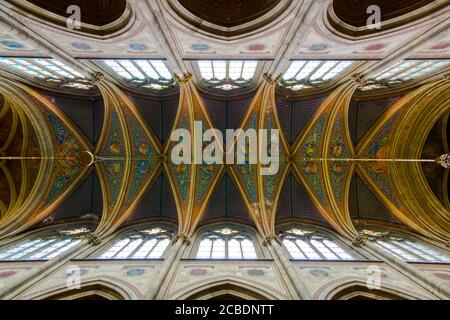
[144,233,190,300]
[264,235,311,300]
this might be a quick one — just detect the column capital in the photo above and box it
[443,74,450,81]
[171,233,191,246]
[89,72,105,86]
[174,73,193,84]
[263,234,282,247]
[84,232,102,246]
[263,73,281,85]
[351,73,366,88]
[352,232,367,247]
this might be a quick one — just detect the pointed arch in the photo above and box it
[25,277,140,300]
[170,277,283,300]
[320,279,434,300]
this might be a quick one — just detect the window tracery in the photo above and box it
[97,227,174,260]
[0,226,91,261]
[100,59,176,91]
[0,57,92,90]
[362,230,450,263]
[196,227,258,259]
[280,60,355,91]
[362,60,450,91]
[279,227,355,260]
[197,60,258,91]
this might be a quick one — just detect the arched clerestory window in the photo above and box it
[279,227,356,260]
[196,226,258,260]
[362,230,450,263]
[97,226,174,260]
[0,226,91,261]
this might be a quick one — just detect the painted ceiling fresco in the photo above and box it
[1,74,448,245]
[0,0,448,246]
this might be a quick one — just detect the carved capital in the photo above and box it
[352,233,367,247]
[263,73,281,85]
[174,73,193,84]
[263,234,282,247]
[90,72,105,86]
[171,233,191,246]
[84,232,102,246]
[351,73,366,88]
[443,74,450,81]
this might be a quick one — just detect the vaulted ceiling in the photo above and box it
[0,0,449,244]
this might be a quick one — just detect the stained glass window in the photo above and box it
[280,228,355,260]
[281,60,355,91]
[100,59,175,90]
[196,227,258,259]
[98,227,173,259]
[362,60,450,90]
[363,230,450,263]
[0,226,90,261]
[197,60,258,91]
[0,57,92,89]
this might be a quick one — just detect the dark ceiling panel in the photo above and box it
[349,173,400,223]
[291,97,326,143]
[202,95,253,134]
[201,96,227,135]
[275,172,292,219]
[333,0,436,27]
[276,99,291,144]
[45,94,97,145]
[161,98,180,144]
[348,96,402,146]
[201,173,254,225]
[276,174,329,225]
[26,0,127,26]
[130,95,163,143]
[160,173,178,221]
[127,174,162,222]
[202,172,227,220]
[93,99,105,146]
[227,97,253,130]
[226,173,252,222]
[51,172,98,221]
[179,0,281,27]
[291,174,328,224]
[126,173,178,223]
